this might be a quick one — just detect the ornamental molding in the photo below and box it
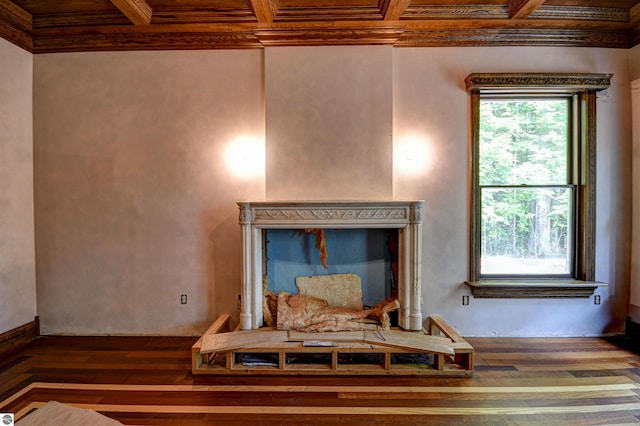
[465,73,613,92]
[239,201,424,228]
[254,207,407,222]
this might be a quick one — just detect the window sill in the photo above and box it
[464,280,607,298]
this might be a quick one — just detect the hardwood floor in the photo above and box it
[1,335,639,425]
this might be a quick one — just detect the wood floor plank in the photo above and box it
[0,335,638,425]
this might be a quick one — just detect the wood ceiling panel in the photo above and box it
[545,0,639,7]
[402,4,509,20]
[149,0,250,7]
[32,12,131,29]
[402,3,630,22]
[2,0,640,51]
[273,0,384,22]
[148,0,257,24]
[408,0,505,4]
[531,6,629,22]
[12,0,118,14]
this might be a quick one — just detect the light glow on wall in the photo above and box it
[224,135,265,179]
[395,135,433,176]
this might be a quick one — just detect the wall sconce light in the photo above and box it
[224,136,265,179]
[395,135,432,176]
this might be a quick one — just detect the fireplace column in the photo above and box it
[398,201,423,331]
[238,203,254,330]
[409,201,423,330]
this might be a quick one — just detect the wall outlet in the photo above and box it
[594,295,601,305]
[180,294,187,304]
[462,295,470,306]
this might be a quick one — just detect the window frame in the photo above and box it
[465,73,611,297]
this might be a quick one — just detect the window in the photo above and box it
[480,97,572,277]
[465,73,611,297]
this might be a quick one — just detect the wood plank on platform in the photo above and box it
[201,328,288,353]
[428,315,464,342]
[287,330,366,343]
[364,330,455,355]
[289,329,455,355]
[192,314,232,369]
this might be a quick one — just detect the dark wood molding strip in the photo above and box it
[254,25,404,46]
[465,73,613,92]
[465,281,604,298]
[0,317,39,358]
[395,28,629,49]
[0,0,32,51]
[0,18,32,52]
[34,31,263,53]
[0,0,31,31]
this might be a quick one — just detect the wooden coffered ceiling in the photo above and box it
[2,0,640,53]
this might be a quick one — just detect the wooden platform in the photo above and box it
[191,315,473,376]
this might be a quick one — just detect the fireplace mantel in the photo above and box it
[237,200,425,331]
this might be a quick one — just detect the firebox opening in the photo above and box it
[264,228,399,324]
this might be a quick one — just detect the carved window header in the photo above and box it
[465,73,612,93]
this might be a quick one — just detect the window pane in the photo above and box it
[481,187,572,276]
[479,99,568,186]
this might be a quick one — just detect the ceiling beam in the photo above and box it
[110,0,152,25]
[384,0,411,21]
[508,0,546,20]
[248,0,275,23]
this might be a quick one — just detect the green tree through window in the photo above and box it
[479,99,572,276]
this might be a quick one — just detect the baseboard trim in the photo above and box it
[625,316,640,343]
[0,317,39,358]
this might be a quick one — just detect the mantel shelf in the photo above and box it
[465,280,607,298]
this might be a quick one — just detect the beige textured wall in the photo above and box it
[0,38,36,334]
[32,46,633,336]
[34,50,265,335]
[394,47,632,336]
[265,46,393,200]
